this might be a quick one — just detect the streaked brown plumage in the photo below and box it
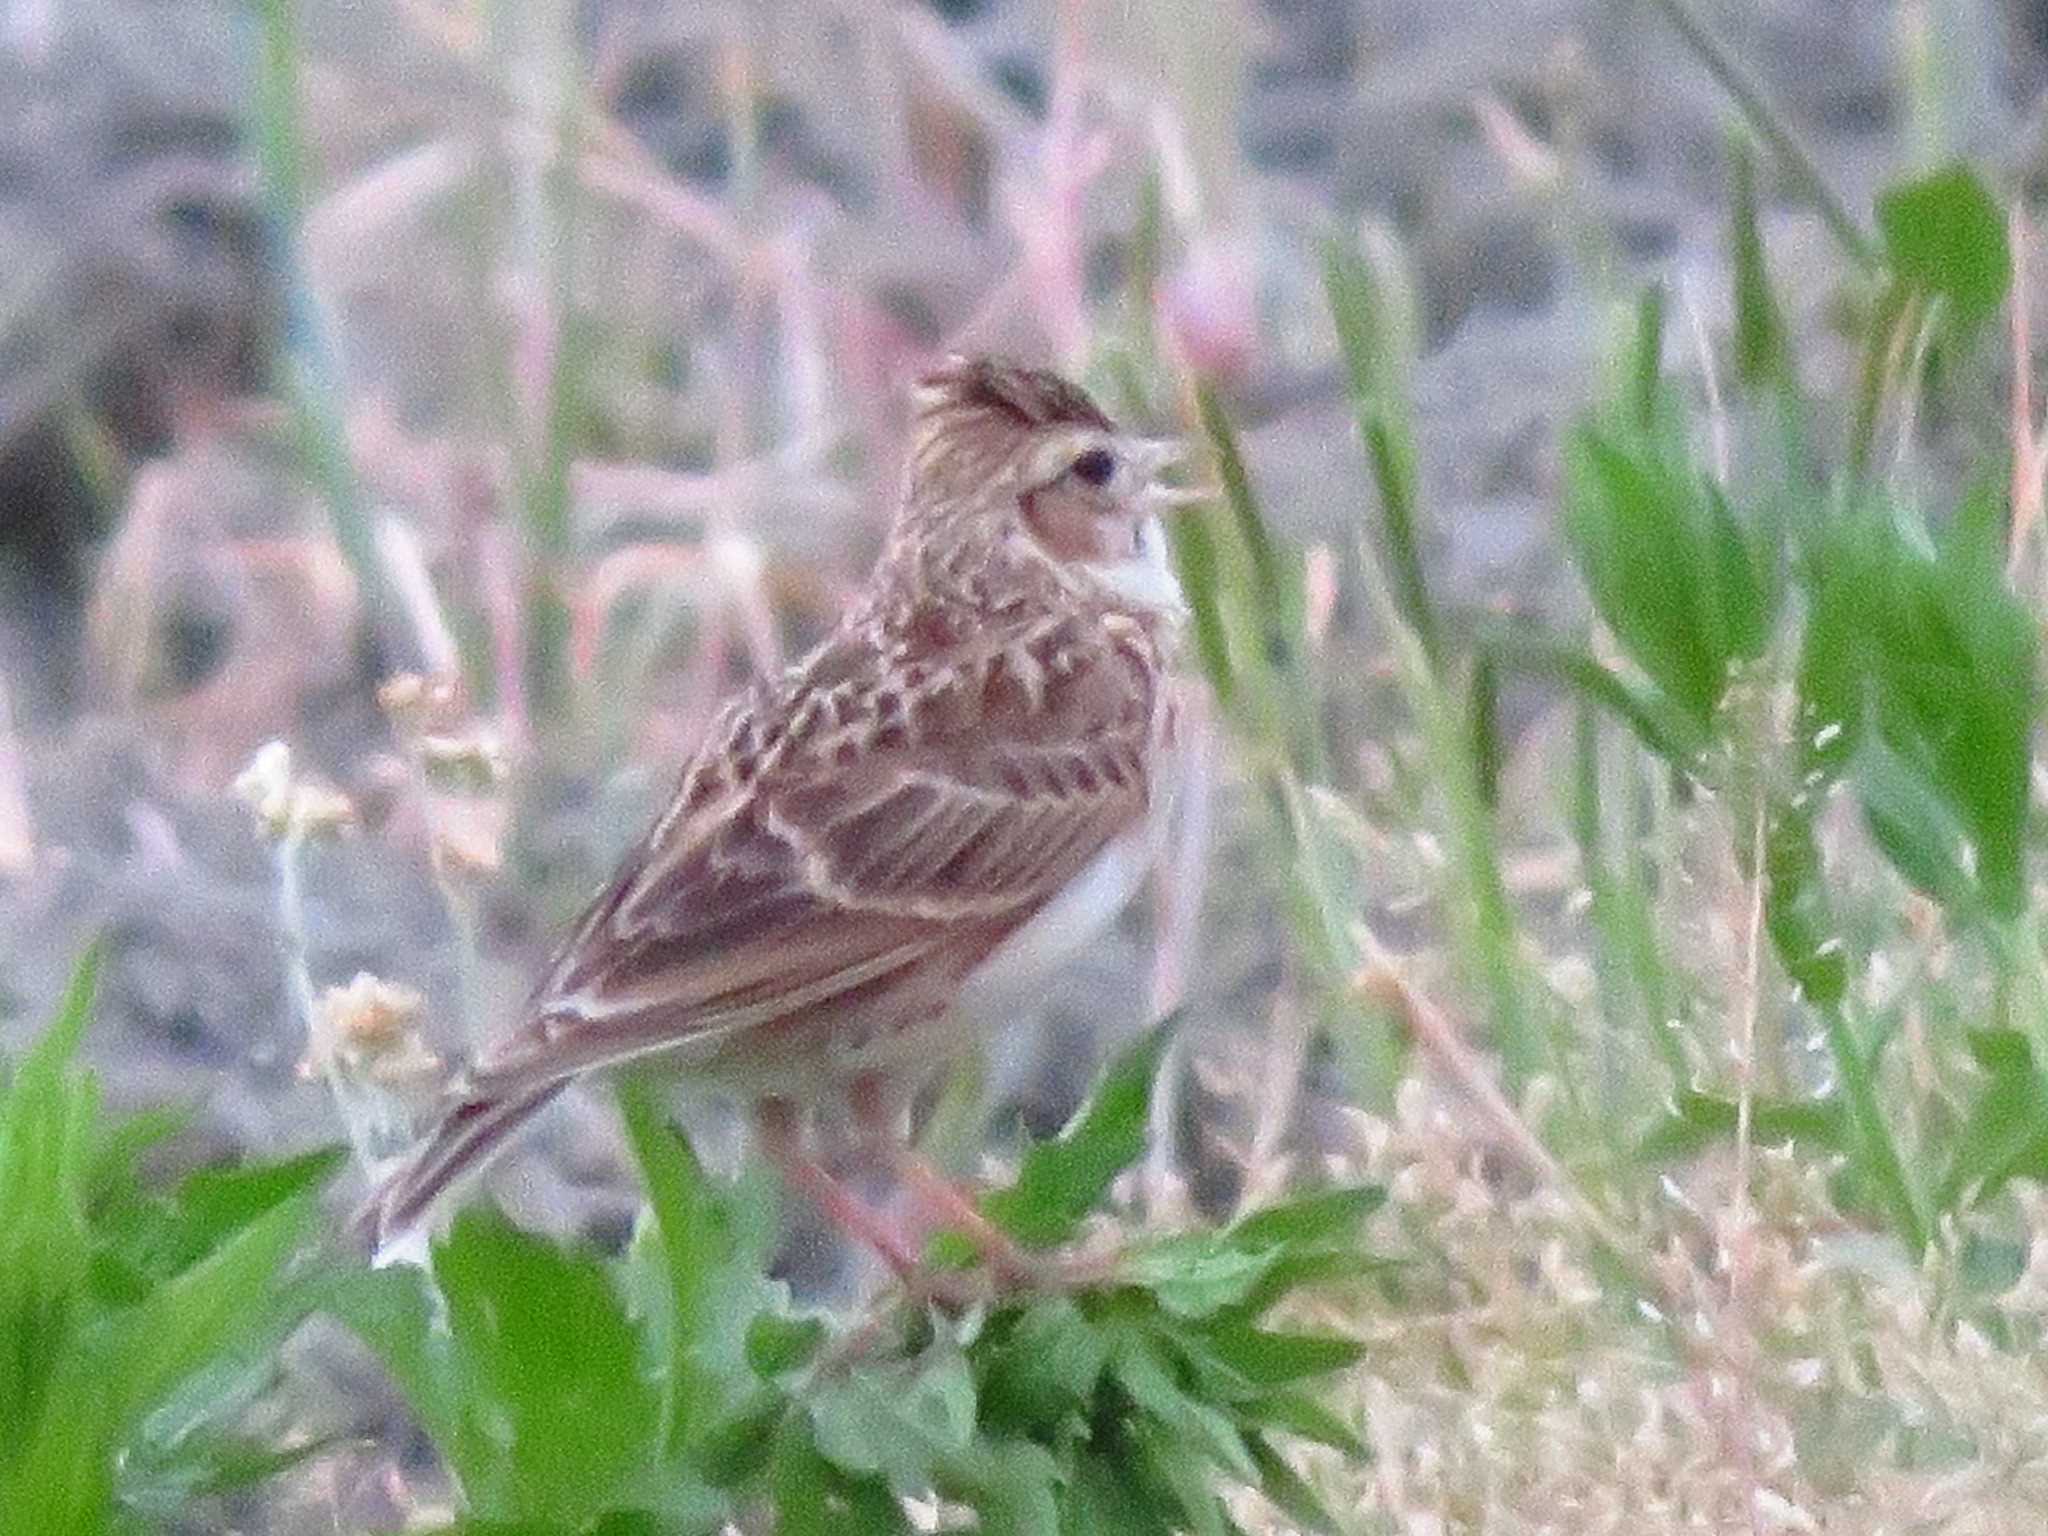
[362,357,1189,1270]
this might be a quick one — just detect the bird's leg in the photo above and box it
[847,1076,1054,1290]
[753,1097,922,1281]
[753,1097,986,1305]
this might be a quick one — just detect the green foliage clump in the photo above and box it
[322,1023,1381,1535]
[0,944,338,1535]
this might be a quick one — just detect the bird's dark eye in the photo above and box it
[1070,447,1116,486]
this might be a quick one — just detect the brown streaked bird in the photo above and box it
[361,357,1191,1276]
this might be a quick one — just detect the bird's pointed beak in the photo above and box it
[1127,438,1215,515]
[1144,483,1216,512]
[1126,437,1186,481]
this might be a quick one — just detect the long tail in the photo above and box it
[352,1078,571,1265]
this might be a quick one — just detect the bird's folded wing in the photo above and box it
[467,631,1156,1090]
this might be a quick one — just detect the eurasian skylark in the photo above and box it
[362,357,1191,1277]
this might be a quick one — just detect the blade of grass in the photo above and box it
[1644,0,1878,271]
[250,0,412,673]
[1729,135,1793,391]
[1629,284,1666,432]
[1763,804,1926,1253]
[1191,381,1324,778]
[1354,542,1540,1087]
[1474,620,1709,770]
[1323,236,1438,666]
[1573,706,1689,1095]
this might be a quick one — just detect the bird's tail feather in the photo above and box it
[353,1078,571,1266]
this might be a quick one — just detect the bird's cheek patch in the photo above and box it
[1022,485,1123,562]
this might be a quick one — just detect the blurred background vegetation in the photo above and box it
[12,0,2048,1530]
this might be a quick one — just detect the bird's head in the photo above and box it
[895,356,1190,612]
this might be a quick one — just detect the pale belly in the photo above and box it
[954,828,1152,1015]
[753,832,1145,1111]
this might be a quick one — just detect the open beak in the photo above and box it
[1126,437,1215,514]
[1126,437,1185,481]
[1143,483,1217,512]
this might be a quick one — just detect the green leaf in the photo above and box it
[1167,506,1236,705]
[745,1313,826,1379]
[1476,622,1708,770]
[985,1020,1174,1248]
[1936,1030,2048,1212]
[106,1193,316,1436]
[1764,807,1848,1010]
[1805,491,2034,922]
[314,1264,466,1466]
[1130,1415,1231,1536]
[1925,494,2035,919]
[1118,1234,1278,1320]
[770,1419,910,1536]
[977,1297,1107,1434]
[1876,164,2011,333]
[1794,524,1864,790]
[1628,283,1666,431]
[1855,733,1978,915]
[121,1427,352,1509]
[1193,1325,1365,1388]
[948,1438,1062,1536]
[924,1230,980,1272]
[692,1389,788,1489]
[432,1207,662,1524]
[1195,384,1292,667]
[1067,1436,1180,1534]
[1237,1390,1368,1459]
[1635,1091,1850,1163]
[33,938,104,1074]
[1226,1186,1385,1252]
[617,1076,777,1446]
[1562,424,1769,727]
[1729,137,1792,389]
[102,1146,345,1294]
[1109,1332,1259,1484]
[808,1338,977,1485]
[174,1146,344,1247]
[1245,1433,1343,1534]
[1467,655,1502,811]
[84,1105,191,1210]
[1189,385,1324,776]
[0,945,105,1453]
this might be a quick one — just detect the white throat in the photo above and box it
[1086,514,1185,615]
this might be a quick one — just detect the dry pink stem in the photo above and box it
[374,515,463,682]
[1890,296,1942,478]
[772,231,833,440]
[0,673,32,874]
[88,459,176,702]
[704,273,785,681]
[1726,800,1770,1536]
[1471,90,1561,190]
[1021,0,1092,361]
[476,514,529,756]
[568,543,703,679]
[889,6,1038,149]
[2011,205,2045,584]
[1149,688,1215,1018]
[577,136,748,267]
[571,450,854,533]
[1357,963,1633,1257]
[348,402,460,517]
[305,139,476,288]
